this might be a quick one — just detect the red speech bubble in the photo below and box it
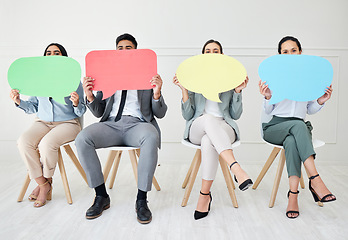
[85,49,157,99]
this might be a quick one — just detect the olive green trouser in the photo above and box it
[262,116,316,178]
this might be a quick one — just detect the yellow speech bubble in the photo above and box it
[176,54,247,102]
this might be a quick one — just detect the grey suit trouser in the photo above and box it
[75,116,159,192]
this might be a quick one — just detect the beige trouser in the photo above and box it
[17,118,81,179]
[189,114,236,180]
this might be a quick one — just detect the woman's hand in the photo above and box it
[235,76,249,93]
[70,91,79,107]
[317,85,333,105]
[150,74,163,100]
[173,74,189,102]
[259,80,272,100]
[83,77,95,102]
[172,74,186,90]
[10,89,21,105]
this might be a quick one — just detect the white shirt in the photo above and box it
[264,98,323,119]
[204,99,223,117]
[109,90,143,120]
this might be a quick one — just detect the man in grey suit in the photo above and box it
[75,33,167,223]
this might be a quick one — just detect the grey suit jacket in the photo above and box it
[181,90,243,141]
[87,90,167,148]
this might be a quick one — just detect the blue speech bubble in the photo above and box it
[258,55,333,104]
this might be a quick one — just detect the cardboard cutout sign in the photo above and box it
[176,54,247,102]
[8,56,81,104]
[258,55,333,104]
[85,49,157,99]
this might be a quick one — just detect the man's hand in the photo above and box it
[151,74,163,100]
[83,77,95,102]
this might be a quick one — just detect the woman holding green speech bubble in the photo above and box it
[259,36,336,219]
[10,43,86,208]
[173,39,252,220]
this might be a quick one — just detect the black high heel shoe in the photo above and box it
[230,161,253,191]
[309,174,336,203]
[194,191,212,220]
[286,190,300,219]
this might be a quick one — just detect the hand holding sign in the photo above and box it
[85,49,157,100]
[8,56,81,104]
[176,54,247,102]
[258,55,333,104]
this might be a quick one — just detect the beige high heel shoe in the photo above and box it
[28,193,38,202]
[34,180,52,208]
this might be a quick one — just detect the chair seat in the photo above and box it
[103,146,139,151]
[181,139,241,149]
[263,138,325,149]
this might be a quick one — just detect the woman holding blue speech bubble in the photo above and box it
[259,36,335,219]
[173,39,252,220]
[9,43,86,208]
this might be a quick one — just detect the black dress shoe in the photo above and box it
[86,195,110,219]
[135,199,152,224]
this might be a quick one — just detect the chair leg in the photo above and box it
[134,148,161,191]
[57,149,73,204]
[230,172,236,190]
[17,173,31,202]
[182,154,196,189]
[300,172,305,189]
[304,166,324,207]
[151,176,161,191]
[269,149,286,208]
[63,144,88,185]
[129,150,138,183]
[108,151,122,189]
[103,150,118,182]
[181,150,201,207]
[135,148,141,157]
[219,157,238,208]
[252,147,281,190]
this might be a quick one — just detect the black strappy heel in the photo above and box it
[309,174,336,203]
[230,161,253,191]
[194,191,212,220]
[286,190,300,219]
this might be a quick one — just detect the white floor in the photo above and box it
[1,142,347,240]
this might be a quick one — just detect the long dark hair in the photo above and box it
[202,39,223,54]
[43,43,68,56]
[278,36,302,54]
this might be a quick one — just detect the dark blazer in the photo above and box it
[87,90,167,148]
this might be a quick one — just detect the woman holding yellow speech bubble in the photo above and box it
[259,36,335,219]
[173,39,252,220]
[9,43,86,208]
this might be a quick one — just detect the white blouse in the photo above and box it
[263,98,323,119]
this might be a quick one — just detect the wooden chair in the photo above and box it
[102,146,161,191]
[17,141,88,204]
[181,139,241,208]
[253,108,325,207]
[252,139,325,207]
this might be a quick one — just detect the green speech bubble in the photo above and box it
[8,56,81,104]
